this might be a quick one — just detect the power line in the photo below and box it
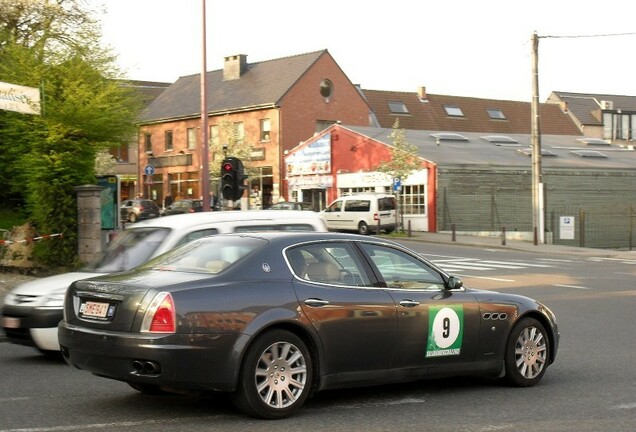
[540,32,636,39]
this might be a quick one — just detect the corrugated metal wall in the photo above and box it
[437,166,636,249]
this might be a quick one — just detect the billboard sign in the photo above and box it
[0,81,41,115]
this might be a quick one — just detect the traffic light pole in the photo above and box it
[199,0,210,212]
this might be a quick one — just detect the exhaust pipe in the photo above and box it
[132,359,161,375]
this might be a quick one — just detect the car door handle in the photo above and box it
[304,298,330,307]
[399,300,420,307]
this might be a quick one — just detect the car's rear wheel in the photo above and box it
[357,221,370,235]
[504,317,550,387]
[232,330,313,419]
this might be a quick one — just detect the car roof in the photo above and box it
[204,230,400,246]
[128,210,325,230]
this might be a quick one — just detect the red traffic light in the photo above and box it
[222,162,234,172]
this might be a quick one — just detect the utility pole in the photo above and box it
[199,0,210,211]
[531,31,544,245]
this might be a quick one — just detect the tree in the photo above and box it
[0,0,141,267]
[374,119,423,231]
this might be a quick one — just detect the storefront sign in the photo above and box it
[0,81,41,115]
[285,133,331,175]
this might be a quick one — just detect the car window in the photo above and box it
[344,200,370,212]
[378,197,396,211]
[140,236,267,274]
[287,243,371,286]
[174,228,220,248]
[84,228,171,272]
[326,200,342,212]
[359,243,444,290]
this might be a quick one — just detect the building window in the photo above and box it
[144,133,152,153]
[210,125,219,146]
[315,120,337,133]
[165,130,173,151]
[319,79,333,98]
[187,128,197,150]
[603,112,636,140]
[444,105,464,117]
[235,122,244,145]
[400,185,426,216]
[388,101,409,114]
[486,108,506,120]
[260,119,271,142]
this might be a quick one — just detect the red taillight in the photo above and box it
[188,208,195,213]
[141,292,176,333]
[373,213,379,221]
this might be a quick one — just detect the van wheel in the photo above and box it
[357,221,370,235]
[384,227,395,234]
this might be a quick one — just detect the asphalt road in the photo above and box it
[1,242,635,431]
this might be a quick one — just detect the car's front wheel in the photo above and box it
[232,330,313,419]
[128,213,137,223]
[504,317,550,387]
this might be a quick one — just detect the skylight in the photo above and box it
[517,148,557,157]
[481,135,519,145]
[431,133,469,142]
[571,150,608,158]
[486,109,506,120]
[443,105,464,117]
[576,138,611,146]
[388,101,409,114]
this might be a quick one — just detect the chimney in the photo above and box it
[223,54,247,81]
[417,86,427,101]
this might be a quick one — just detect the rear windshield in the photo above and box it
[83,227,170,272]
[140,236,267,274]
[378,197,396,211]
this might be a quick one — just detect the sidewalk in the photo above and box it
[394,230,636,260]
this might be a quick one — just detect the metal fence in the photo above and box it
[439,188,636,250]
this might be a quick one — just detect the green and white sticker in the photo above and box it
[426,305,464,357]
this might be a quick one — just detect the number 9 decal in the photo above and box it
[427,305,464,357]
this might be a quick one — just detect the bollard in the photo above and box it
[502,226,506,245]
[451,224,456,242]
[408,220,412,237]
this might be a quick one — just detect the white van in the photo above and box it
[1,210,326,354]
[320,193,397,235]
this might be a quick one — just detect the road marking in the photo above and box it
[0,416,227,432]
[611,402,636,410]
[459,275,516,282]
[554,284,590,290]
[0,397,30,402]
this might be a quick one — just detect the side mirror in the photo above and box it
[447,276,463,290]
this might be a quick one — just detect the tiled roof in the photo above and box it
[120,80,170,106]
[138,50,327,124]
[343,125,636,170]
[361,89,582,136]
[549,91,636,126]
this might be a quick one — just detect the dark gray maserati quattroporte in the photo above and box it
[59,232,559,419]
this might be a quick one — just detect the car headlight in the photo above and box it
[37,291,67,309]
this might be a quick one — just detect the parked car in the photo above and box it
[321,193,396,234]
[268,201,313,211]
[120,199,161,223]
[1,211,327,355]
[59,231,559,419]
[162,199,203,216]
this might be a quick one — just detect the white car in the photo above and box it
[1,210,327,354]
[320,193,397,235]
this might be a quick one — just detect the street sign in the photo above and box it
[143,164,155,176]
[392,177,401,192]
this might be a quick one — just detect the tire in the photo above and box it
[504,317,550,387]
[384,227,395,234]
[357,221,370,235]
[231,330,313,419]
[129,213,137,223]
